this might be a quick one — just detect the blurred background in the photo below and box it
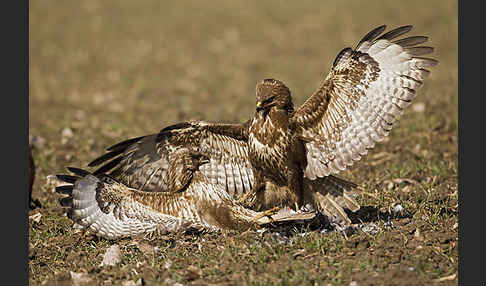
[29,0,457,197]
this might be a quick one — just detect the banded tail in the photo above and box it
[55,168,208,239]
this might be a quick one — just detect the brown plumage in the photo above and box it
[56,149,283,239]
[86,25,437,226]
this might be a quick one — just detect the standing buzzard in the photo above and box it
[87,25,437,225]
[56,149,285,239]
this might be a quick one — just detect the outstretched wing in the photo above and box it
[88,121,254,198]
[291,25,438,179]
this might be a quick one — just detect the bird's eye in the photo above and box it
[263,95,276,104]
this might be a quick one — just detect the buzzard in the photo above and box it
[56,148,288,239]
[86,25,437,225]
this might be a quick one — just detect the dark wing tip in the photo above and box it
[87,149,122,167]
[160,122,192,133]
[405,46,434,56]
[56,185,74,195]
[376,25,413,41]
[93,156,124,175]
[106,135,146,152]
[355,25,387,49]
[56,174,79,184]
[332,47,353,68]
[67,167,91,177]
[393,36,428,47]
[420,57,439,66]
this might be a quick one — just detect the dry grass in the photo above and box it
[29,1,457,285]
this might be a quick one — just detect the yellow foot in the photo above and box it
[253,206,280,223]
[294,201,300,211]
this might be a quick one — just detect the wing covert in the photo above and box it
[88,121,254,198]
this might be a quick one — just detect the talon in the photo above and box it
[265,206,280,216]
[295,201,300,211]
[253,206,280,222]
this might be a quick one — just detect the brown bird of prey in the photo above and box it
[87,25,437,225]
[56,148,288,239]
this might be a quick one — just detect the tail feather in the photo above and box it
[55,167,207,239]
[56,171,103,228]
[59,197,73,207]
[318,192,351,226]
[335,191,360,212]
[304,175,361,225]
[316,176,360,212]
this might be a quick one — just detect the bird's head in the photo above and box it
[255,79,294,114]
[168,149,210,192]
[189,152,210,171]
[171,149,210,174]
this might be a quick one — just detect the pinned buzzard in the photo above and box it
[56,149,288,239]
[87,25,437,225]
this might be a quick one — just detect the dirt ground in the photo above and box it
[29,1,458,285]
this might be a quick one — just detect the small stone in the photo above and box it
[392,204,404,214]
[100,244,122,266]
[62,127,74,138]
[61,127,74,145]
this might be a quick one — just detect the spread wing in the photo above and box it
[88,121,254,198]
[291,25,438,179]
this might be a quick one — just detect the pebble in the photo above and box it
[392,204,404,214]
[100,244,122,266]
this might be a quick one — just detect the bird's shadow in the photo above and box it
[263,205,413,236]
[346,205,413,225]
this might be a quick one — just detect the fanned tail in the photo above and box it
[55,168,200,239]
[55,168,112,233]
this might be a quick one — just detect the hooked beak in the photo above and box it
[200,156,210,165]
[256,101,263,112]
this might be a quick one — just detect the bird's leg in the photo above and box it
[252,206,281,223]
[240,170,266,210]
[287,163,304,211]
